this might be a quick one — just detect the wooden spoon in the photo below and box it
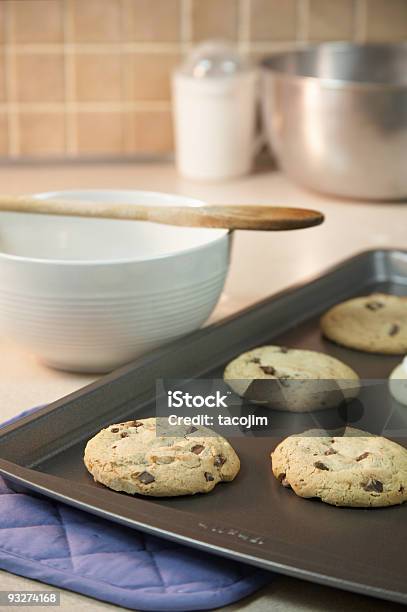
[0,194,324,231]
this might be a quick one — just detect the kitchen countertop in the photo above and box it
[0,161,406,612]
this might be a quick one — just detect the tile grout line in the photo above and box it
[182,0,193,47]
[63,0,77,155]
[238,0,251,55]
[119,0,127,154]
[0,101,172,112]
[354,0,367,43]
[4,1,19,157]
[250,40,304,51]
[296,0,309,43]
[62,0,73,155]
[121,0,135,153]
[3,43,185,54]
[180,0,192,48]
[170,0,191,157]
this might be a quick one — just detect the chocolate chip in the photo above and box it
[314,461,329,471]
[138,471,155,485]
[356,452,370,461]
[260,365,276,375]
[130,421,143,428]
[324,447,337,455]
[110,428,119,433]
[363,479,383,493]
[120,432,129,438]
[282,477,291,488]
[389,324,400,336]
[399,485,405,493]
[279,376,290,388]
[214,454,226,467]
[250,357,261,364]
[365,301,384,311]
[277,473,290,487]
[191,444,204,455]
[204,472,214,482]
[112,445,117,449]
[186,426,198,435]
[280,347,289,353]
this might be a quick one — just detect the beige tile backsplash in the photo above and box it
[15,52,65,103]
[10,0,64,44]
[0,52,5,101]
[70,0,122,43]
[129,52,180,101]
[76,110,123,154]
[0,0,405,159]
[308,0,354,41]
[191,0,239,42]
[75,53,122,102]
[123,0,181,42]
[19,110,65,154]
[365,0,407,41]
[249,0,298,42]
[0,4,5,45]
[0,112,8,153]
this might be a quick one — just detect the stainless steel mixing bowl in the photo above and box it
[261,43,407,200]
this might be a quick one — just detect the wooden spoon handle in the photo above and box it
[0,195,324,231]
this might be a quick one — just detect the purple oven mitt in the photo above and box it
[0,407,272,611]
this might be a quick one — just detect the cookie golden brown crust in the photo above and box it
[271,428,407,507]
[321,293,407,355]
[84,417,240,497]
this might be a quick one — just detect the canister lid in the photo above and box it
[179,41,250,79]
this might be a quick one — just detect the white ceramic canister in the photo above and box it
[389,356,407,406]
[172,42,260,181]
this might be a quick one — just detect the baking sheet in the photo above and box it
[1,249,407,605]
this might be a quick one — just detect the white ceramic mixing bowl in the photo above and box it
[0,190,230,372]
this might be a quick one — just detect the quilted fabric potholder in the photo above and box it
[0,408,272,611]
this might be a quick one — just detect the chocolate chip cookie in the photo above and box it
[321,293,407,354]
[223,345,359,412]
[84,417,240,497]
[272,427,407,507]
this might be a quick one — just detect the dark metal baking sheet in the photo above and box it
[1,249,407,605]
